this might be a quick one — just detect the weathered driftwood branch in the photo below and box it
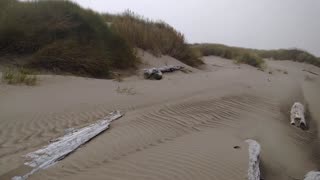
[303,69,319,76]
[13,111,123,180]
[245,139,261,180]
[304,171,320,180]
[143,65,184,80]
[290,102,306,127]
[158,65,184,73]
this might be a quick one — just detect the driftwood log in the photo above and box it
[245,139,261,180]
[143,68,163,80]
[303,69,319,76]
[143,65,184,80]
[13,111,123,180]
[158,65,184,73]
[290,102,306,127]
[304,171,320,180]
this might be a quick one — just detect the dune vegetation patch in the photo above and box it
[193,43,320,69]
[254,49,320,67]
[192,44,265,68]
[1,0,318,77]
[1,68,37,85]
[191,44,320,68]
[0,0,137,78]
[103,11,203,67]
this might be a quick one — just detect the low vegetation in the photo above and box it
[1,0,318,77]
[0,0,137,78]
[253,49,320,67]
[0,1,202,78]
[1,68,37,85]
[192,44,264,68]
[235,51,264,68]
[103,11,203,66]
[193,43,320,68]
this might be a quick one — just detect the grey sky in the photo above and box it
[72,0,320,56]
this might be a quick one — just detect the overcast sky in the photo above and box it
[72,0,320,56]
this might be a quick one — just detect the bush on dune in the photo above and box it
[0,0,137,78]
[103,11,203,66]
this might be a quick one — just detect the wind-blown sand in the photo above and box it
[0,52,319,180]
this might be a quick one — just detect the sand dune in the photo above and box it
[0,53,320,180]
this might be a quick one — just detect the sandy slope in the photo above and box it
[0,53,319,180]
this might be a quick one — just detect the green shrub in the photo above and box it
[103,11,203,66]
[1,68,37,85]
[0,0,137,78]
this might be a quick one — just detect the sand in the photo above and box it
[0,53,320,180]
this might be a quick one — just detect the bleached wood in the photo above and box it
[13,111,123,180]
[245,139,261,180]
[143,68,163,80]
[303,69,319,76]
[158,65,184,73]
[304,171,320,180]
[290,102,306,127]
[143,65,184,80]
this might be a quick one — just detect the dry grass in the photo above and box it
[1,68,37,85]
[0,1,202,78]
[112,73,124,82]
[103,11,203,66]
[3,0,316,76]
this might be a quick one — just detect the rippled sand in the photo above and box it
[0,53,319,180]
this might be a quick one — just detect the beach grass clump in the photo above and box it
[0,0,137,78]
[30,40,112,78]
[1,68,37,85]
[103,11,203,66]
[235,51,264,68]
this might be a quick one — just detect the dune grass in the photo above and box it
[192,44,264,68]
[1,68,37,85]
[0,0,137,78]
[1,0,317,75]
[103,11,203,66]
[253,49,320,67]
[193,43,320,68]
[0,1,202,78]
